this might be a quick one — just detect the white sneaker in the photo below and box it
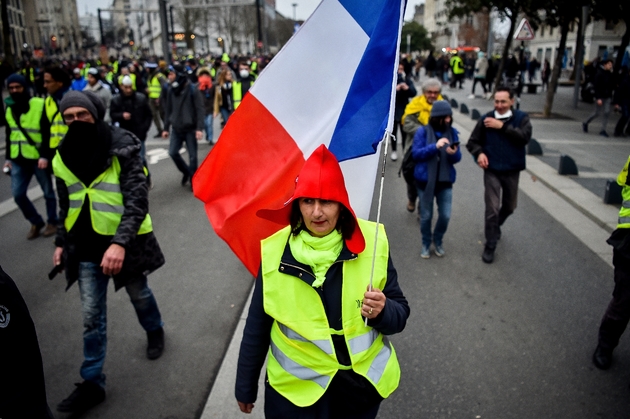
[390,151,398,161]
[467,94,475,99]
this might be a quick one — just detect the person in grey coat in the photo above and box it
[161,65,205,188]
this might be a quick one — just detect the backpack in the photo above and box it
[398,144,415,185]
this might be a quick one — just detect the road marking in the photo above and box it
[146,147,186,164]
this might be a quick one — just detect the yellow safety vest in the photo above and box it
[20,67,35,83]
[45,96,68,149]
[451,56,464,75]
[112,61,119,74]
[261,219,400,407]
[6,98,45,160]
[232,80,254,110]
[52,153,153,235]
[616,156,630,229]
[118,73,137,91]
[81,63,91,78]
[148,75,163,99]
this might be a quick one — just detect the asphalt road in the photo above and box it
[1,101,629,418]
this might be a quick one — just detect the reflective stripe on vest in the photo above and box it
[617,156,630,229]
[45,96,68,149]
[6,97,45,160]
[53,153,153,235]
[262,219,400,407]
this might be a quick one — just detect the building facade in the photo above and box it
[422,0,488,52]
[527,18,627,71]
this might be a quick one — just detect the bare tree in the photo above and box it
[176,0,205,52]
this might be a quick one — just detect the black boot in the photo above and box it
[592,345,613,370]
[147,327,165,360]
[482,246,495,264]
[57,381,105,414]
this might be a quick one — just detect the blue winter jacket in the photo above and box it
[411,125,462,184]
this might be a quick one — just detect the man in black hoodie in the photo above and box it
[52,91,166,416]
[161,65,205,188]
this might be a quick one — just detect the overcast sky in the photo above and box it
[77,0,424,22]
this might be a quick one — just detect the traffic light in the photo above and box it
[190,34,195,40]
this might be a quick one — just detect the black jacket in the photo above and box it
[593,66,615,100]
[110,92,153,141]
[466,109,532,172]
[235,238,409,404]
[55,125,165,290]
[0,265,54,419]
[163,81,205,133]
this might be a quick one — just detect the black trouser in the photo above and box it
[264,375,381,419]
[598,248,630,350]
[471,77,487,94]
[390,120,404,152]
[484,170,520,249]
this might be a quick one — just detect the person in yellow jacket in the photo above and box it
[43,67,71,150]
[593,155,630,370]
[449,52,465,89]
[2,73,58,239]
[236,145,410,417]
[51,91,165,415]
[401,77,444,212]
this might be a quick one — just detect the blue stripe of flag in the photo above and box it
[329,0,404,162]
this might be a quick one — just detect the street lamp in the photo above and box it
[292,3,298,21]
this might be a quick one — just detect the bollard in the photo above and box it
[527,138,543,155]
[450,98,458,109]
[558,154,578,175]
[460,103,469,114]
[471,109,481,120]
[604,179,623,205]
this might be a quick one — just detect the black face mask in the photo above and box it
[58,121,111,186]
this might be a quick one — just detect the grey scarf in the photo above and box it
[421,124,453,210]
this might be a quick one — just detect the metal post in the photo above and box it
[255,0,262,53]
[169,5,176,57]
[573,6,589,109]
[98,8,105,46]
[159,0,171,64]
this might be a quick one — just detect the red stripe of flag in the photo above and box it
[193,93,306,276]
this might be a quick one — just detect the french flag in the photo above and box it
[193,0,406,276]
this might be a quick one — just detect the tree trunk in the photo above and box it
[492,12,518,96]
[0,0,15,70]
[613,13,629,77]
[543,19,570,118]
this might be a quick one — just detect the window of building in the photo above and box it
[549,26,553,36]
[16,0,20,10]
[540,25,544,37]
[597,45,607,58]
[8,11,12,25]
[18,13,23,27]
[605,20,615,30]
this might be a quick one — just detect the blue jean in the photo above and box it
[77,262,163,388]
[168,129,198,177]
[204,114,214,142]
[10,159,57,225]
[416,186,453,247]
[219,107,232,126]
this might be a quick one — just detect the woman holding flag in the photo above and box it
[235,145,410,418]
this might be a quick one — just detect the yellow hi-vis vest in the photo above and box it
[6,98,45,160]
[45,96,68,149]
[232,80,254,110]
[261,219,400,407]
[616,156,630,229]
[52,153,153,235]
[148,75,163,99]
[118,73,137,91]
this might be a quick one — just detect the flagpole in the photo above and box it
[366,130,393,326]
